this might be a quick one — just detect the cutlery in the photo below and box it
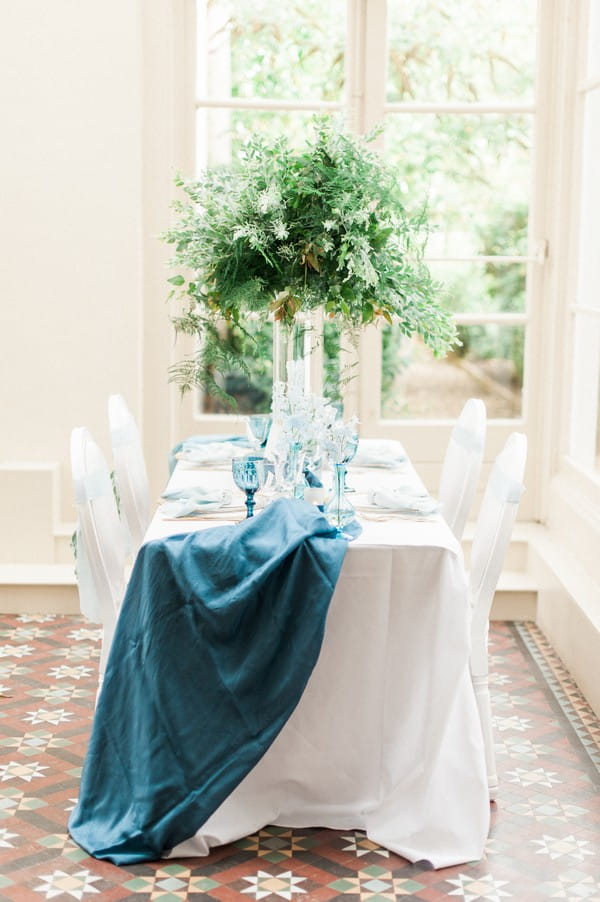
[359,511,438,523]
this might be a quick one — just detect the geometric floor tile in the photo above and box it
[234,827,318,863]
[0,614,600,902]
[340,831,391,858]
[32,868,103,899]
[240,869,307,899]
[122,863,221,898]
[329,864,425,898]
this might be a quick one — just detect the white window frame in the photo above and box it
[182,0,559,518]
[567,1,600,480]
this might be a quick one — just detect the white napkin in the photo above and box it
[367,487,439,516]
[176,444,247,466]
[159,489,233,518]
[351,439,407,469]
[161,487,227,503]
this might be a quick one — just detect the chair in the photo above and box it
[438,398,487,541]
[469,431,527,800]
[108,394,150,552]
[71,427,127,701]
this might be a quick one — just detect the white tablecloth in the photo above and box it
[145,457,490,867]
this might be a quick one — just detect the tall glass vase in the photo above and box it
[272,314,314,399]
[324,463,356,534]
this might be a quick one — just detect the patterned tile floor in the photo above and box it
[0,616,599,901]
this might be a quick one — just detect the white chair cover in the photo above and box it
[108,394,150,553]
[469,431,527,799]
[71,427,127,700]
[438,398,486,541]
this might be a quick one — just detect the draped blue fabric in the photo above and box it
[69,499,347,865]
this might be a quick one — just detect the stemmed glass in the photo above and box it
[272,441,305,498]
[232,455,267,518]
[246,414,272,451]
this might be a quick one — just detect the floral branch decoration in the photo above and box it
[164,118,458,406]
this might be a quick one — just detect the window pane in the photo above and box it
[198,0,345,102]
[200,321,273,415]
[577,91,600,310]
[199,320,345,415]
[384,114,532,257]
[428,261,526,315]
[323,320,344,408]
[570,317,600,469]
[387,0,536,103]
[588,1,600,80]
[196,108,334,169]
[381,325,523,419]
[596,342,600,469]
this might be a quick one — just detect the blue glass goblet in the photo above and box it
[232,456,267,518]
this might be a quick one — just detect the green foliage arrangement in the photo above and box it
[165,119,457,405]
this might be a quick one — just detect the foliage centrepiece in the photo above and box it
[165,120,458,406]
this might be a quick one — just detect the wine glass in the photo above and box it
[232,456,267,518]
[246,414,273,451]
[272,441,305,498]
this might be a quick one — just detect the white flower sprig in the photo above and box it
[271,360,358,467]
[321,416,359,465]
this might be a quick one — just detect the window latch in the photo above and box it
[534,239,549,264]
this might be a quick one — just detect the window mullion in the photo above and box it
[342,0,387,424]
[195,97,343,112]
[345,0,387,136]
[385,101,536,114]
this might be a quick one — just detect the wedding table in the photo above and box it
[139,447,490,868]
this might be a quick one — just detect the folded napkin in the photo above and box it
[161,486,229,503]
[175,443,248,467]
[168,435,251,474]
[159,489,233,518]
[367,488,439,516]
[351,438,407,469]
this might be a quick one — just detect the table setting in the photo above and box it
[69,366,490,869]
[158,363,443,531]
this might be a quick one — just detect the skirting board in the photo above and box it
[0,566,537,620]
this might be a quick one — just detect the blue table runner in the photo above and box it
[69,499,347,864]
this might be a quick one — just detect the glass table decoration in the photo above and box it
[247,414,273,450]
[272,440,306,499]
[232,456,268,518]
[341,432,359,492]
[322,418,359,535]
[324,461,356,535]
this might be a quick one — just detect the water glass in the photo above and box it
[246,414,273,450]
[273,441,305,498]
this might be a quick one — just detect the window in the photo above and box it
[193,0,539,426]
[569,1,600,473]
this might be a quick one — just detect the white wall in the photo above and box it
[0,1,149,563]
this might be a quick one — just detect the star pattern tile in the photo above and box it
[33,868,102,899]
[235,827,317,863]
[241,869,307,899]
[445,872,512,900]
[0,615,599,902]
[341,831,391,857]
